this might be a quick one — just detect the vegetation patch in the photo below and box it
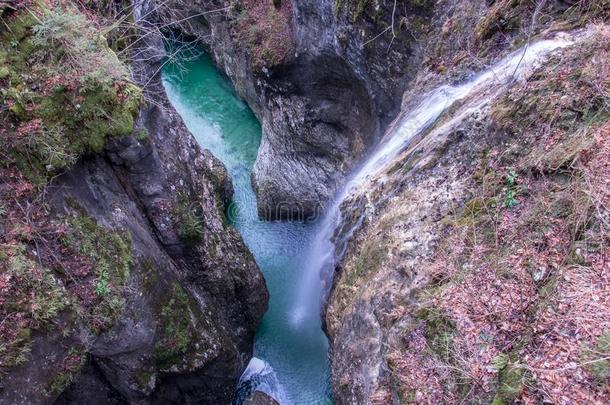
[0,1,138,377]
[386,318,459,403]
[0,4,142,184]
[582,332,610,385]
[173,195,205,245]
[153,283,200,369]
[61,212,132,332]
[231,0,294,69]
[490,352,529,404]
[46,347,87,395]
[346,232,388,286]
[0,243,68,370]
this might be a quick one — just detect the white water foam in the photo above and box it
[290,35,574,328]
[234,357,290,404]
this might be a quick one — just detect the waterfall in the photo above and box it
[291,35,574,326]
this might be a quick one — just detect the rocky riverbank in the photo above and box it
[324,12,610,405]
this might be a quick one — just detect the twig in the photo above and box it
[386,0,397,53]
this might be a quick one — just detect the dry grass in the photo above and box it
[386,26,610,403]
[231,0,294,69]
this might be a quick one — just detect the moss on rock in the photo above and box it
[347,233,388,286]
[46,347,87,395]
[0,243,68,371]
[153,283,200,369]
[62,213,132,332]
[0,6,142,182]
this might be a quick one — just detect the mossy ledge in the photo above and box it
[0,3,142,185]
[0,1,138,398]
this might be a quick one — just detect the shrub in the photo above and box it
[0,6,142,181]
[174,199,204,245]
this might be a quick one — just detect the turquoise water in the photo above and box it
[162,51,332,404]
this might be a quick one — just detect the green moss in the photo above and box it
[347,234,387,286]
[135,370,155,391]
[454,196,499,226]
[415,307,456,362]
[46,348,86,395]
[48,372,74,395]
[135,127,149,142]
[153,283,199,368]
[0,326,32,370]
[334,0,343,15]
[63,213,132,331]
[584,332,610,384]
[0,6,142,181]
[474,0,521,42]
[173,198,204,246]
[388,149,423,175]
[492,356,527,403]
[0,243,67,370]
[408,15,429,34]
[140,259,159,293]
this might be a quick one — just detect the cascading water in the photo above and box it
[292,35,574,325]
[161,33,573,404]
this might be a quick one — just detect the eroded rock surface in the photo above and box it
[325,20,610,404]
[158,0,433,218]
[0,3,267,403]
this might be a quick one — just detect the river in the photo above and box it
[162,49,333,405]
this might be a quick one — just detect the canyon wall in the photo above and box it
[323,3,610,403]
[159,0,434,219]
[158,2,608,401]
[0,2,267,403]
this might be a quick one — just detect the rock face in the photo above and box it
[0,2,267,404]
[159,0,434,219]
[323,14,610,405]
[244,390,280,405]
[325,106,493,403]
[54,90,266,404]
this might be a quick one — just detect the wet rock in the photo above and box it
[244,391,280,405]
[158,0,432,219]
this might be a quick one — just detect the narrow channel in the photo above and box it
[162,49,332,404]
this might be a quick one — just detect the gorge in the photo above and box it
[1,0,609,404]
[162,48,331,404]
